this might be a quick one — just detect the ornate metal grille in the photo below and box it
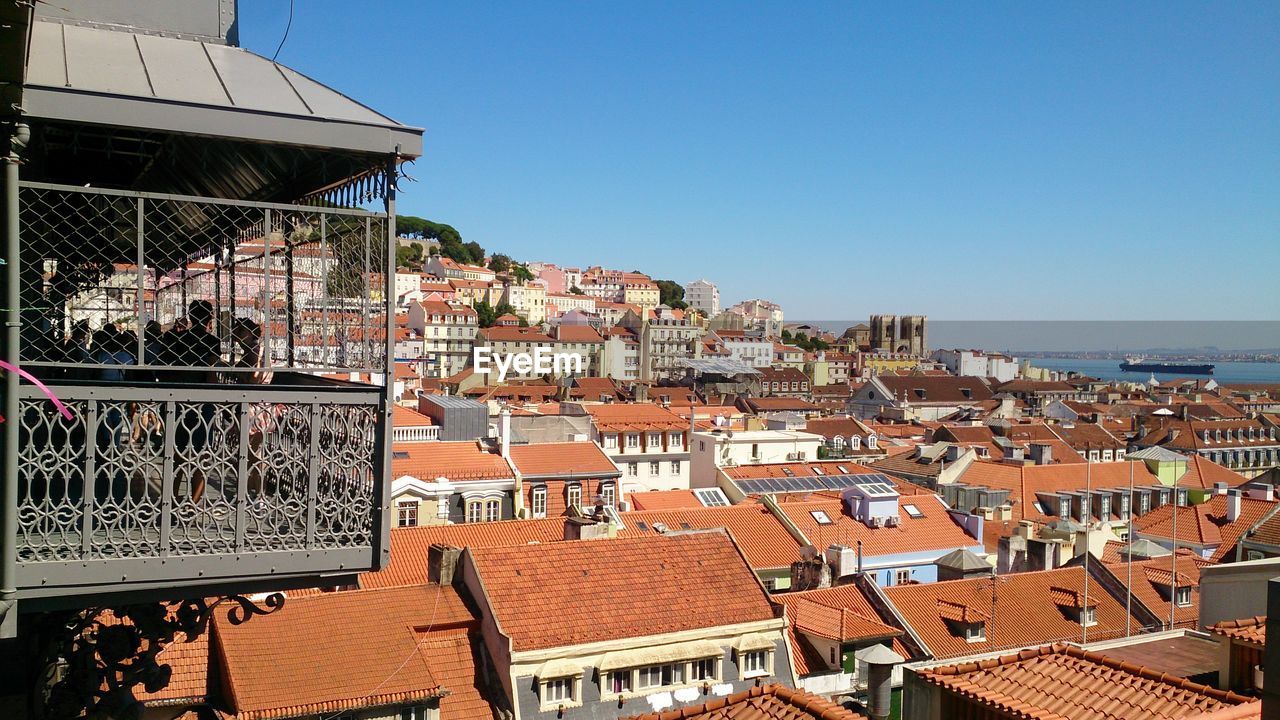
[15,383,381,590]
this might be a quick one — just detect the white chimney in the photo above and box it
[500,408,512,459]
[1246,484,1276,502]
[1227,490,1242,523]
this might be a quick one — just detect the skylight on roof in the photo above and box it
[837,465,850,473]
[811,510,834,525]
[812,467,824,475]
[393,451,409,459]
[694,488,731,507]
[903,504,923,519]
[782,467,794,476]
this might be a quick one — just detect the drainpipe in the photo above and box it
[1,123,29,636]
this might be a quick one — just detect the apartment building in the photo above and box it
[406,299,479,378]
[684,279,721,317]
[932,348,1019,383]
[567,403,692,493]
[689,429,825,488]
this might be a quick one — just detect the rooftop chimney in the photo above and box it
[1246,484,1276,502]
[1214,482,1229,496]
[855,645,905,720]
[1029,443,1053,466]
[499,408,512,459]
[1227,489,1243,523]
[427,544,463,586]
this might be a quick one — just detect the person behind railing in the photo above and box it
[164,300,223,502]
[61,320,93,380]
[232,318,276,500]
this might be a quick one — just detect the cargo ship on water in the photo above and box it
[1119,357,1215,375]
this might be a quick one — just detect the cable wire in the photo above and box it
[272,0,295,62]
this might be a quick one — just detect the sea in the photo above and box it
[1024,357,1280,385]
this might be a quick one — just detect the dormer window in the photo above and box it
[961,388,973,399]
[964,622,986,642]
[1203,430,1211,443]
[1174,586,1192,607]
[1080,607,1097,626]
[914,388,927,400]
[867,434,878,450]
[1059,497,1071,518]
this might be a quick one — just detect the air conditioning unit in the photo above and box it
[616,500,631,512]
[885,516,900,528]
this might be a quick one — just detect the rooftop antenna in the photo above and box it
[1082,460,1091,645]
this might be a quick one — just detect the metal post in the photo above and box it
[373,158,398,570]
[261,209,271,366]
[1,123,30,637]
[285,219,295,366]
[136,198,146,363]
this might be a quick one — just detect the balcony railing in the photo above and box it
[9,183,395,602]
[14,376,384,600]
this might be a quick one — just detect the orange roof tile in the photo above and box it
[1210,616,1266,647]
[620,683,866,720]
[916,643,1255,720]
[468,531,777,651]
[957,461,1161,522]
[1133,494,1278,560]
[1102,550,1209,629]
[507,441,620,478]
[773,584,913,664]
[392,441,512,481]
[392,405,435,427]
[883,567,1147,660]
[621,504,804,570]
[214,585,472,720]
[414,628,497,719]
[361,519,569,589]
[775,494,980,558]
[625,490,704,510]
[583,403,689,432]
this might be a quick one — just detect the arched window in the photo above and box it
[867,433,878,450]
[850,435,862,451]
[485,498,501,522]
[832,435,845,450]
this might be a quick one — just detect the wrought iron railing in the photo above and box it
[14,377,384,598]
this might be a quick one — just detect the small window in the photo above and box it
[649,461,661,476]
[1174,587,1192,607]
[543,676,574,704]
[964,623,986,642]
[609,671,632,694]
[1248,550,1266,561]
[894,568,912,585]
[811,510,833,525]
[484,498,501,522]
[601,482,616,507]
[626,433,640,449]
[740,650,769,676]
[465,500,483,524]
[671,460,681,475]
[396,500,418,527]
[628,463,639,476]
[604,434,619,450]
[691,657,719,682]
[567,483,582,509]
[648,432,663,447]
[1081,607,1097,626]
[531,486,547,519]
[670,433,683,448]
[903,504,923,519]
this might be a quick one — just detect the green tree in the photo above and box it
[395,242,424,269]
[474,300,497,328]
[512,263,534,283]
[655,279,685,307]
[569,285,585,295]
[489,254,512,273]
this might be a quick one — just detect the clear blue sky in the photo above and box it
[239,2,1279,321]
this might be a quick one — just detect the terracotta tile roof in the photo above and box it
[1051,422,1126,451]
[414,628,497,719]
[626,489,705,510]
[1244,506,1280,547]
[744,397,824,412]
[467,531,777,651]
[916,643,1255,720]
[554,325,605,343]
[621,504,805,570]
[619,683,866,720]
[957,461,1161,523]
[772,584,913,661]
[874,376,995,404]
[361,519,568,589]
[1140,418,1275,451]
[724,461,887,480]
[1210,616,1266,647]
[1133,494,1278,560]
[775,494,980,558]
[392,405,435,427]
[507,441,620,478]
[788,598,903,642]
[937,598,991,623]
[476,326,555,343]
[214,585,472,720]
[583,403,689,432]
[93,610,209,706]
[883,567,1146,660]
[1180,454,1251,490]
[392,441,513,482]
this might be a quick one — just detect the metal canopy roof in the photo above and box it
[676,358,762,376]
[23,19,423,157]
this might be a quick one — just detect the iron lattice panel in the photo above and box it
[15,386,380,565]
